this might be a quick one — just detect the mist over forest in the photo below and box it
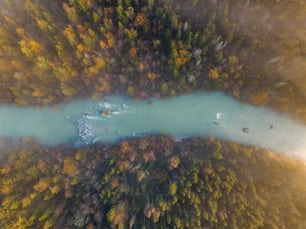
[1,0,306,228]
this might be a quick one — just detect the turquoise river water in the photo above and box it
[1,92,306,160]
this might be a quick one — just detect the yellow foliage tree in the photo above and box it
[99,40,108,49]
[94,57,106,70]
[0,184,13,195]
[147,72,157,80]
[62,157,78,175]
[55,41,66,58]
[76,43,90,58]
[43,220,55,229]
[169,182,178,195]
[12,215,33,229]
[49,185,61,195]
[107,202,127,228]
[21,197,31,208]
[4,15,16,27]
[0,164,11,175]
[80,28,97,48]
[34,56,51,73]
[208,67,219,80]
[34,177,51,193]
[63,4,78,22]
[24,0,56,33]
[36,18,55,33]
[125,28,137,40]
[18,39,43,60]
[169,41,190,69]
[19,40,33,60]
[21,194,35,208]
[92,12,100,23]
[104,32,114,48]
[63,25,78,46]
[15,27,25,37]
[134,12,146,26]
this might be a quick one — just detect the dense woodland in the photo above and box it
[0,0,241,106]
[0,136,306,229]
[1,0,306,121]
[174,0,306,120]
[1,0,306,228]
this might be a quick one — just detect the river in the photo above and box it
[1,92,306,160]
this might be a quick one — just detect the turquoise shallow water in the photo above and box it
[1,92,306,159]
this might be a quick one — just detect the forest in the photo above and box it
[0,136,306,229]
[1,0,306,228]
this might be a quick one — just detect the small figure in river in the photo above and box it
[213,112,222,125]
[215,112,223,120]
[242,127,249,133]
[270,124,273,129]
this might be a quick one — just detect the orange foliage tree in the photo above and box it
[208,68,219,80]
[62,157,79,175]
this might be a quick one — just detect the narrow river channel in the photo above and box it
[1,92,306,160]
